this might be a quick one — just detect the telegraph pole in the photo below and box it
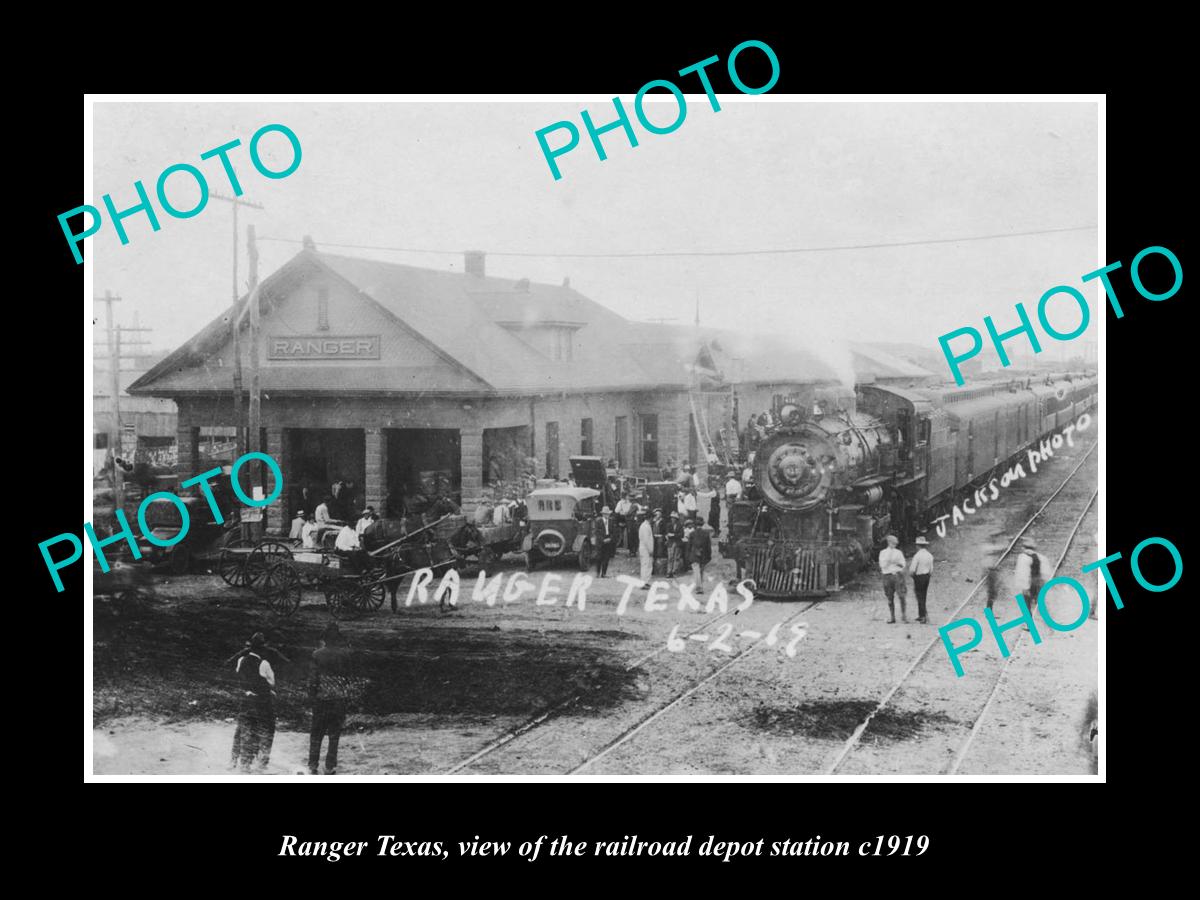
[95,291,125,514]
[210,192,264,460]
[246,223,263,539]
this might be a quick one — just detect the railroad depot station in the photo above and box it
[128,243,932,532]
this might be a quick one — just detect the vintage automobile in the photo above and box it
[522,486,600,572]
[135,494,235,574]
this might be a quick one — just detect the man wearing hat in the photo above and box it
[1014,538,1051,610]
[355,507,377,542]
[666,511,685,576]
[592,505,616,577]
[908,535,934,624]
[289,508,306,540]
[308,622,359,776]
[688,513,713,592]
[878,534,908,624]
[232,632,277,772]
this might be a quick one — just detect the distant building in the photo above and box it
[93,350,177,476]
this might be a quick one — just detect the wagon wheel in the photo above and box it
[348,580,378,614]
[325,581,363,619]
[259,560,302,617]
[358,565,387,612]
[245,541,294,586]
[219,539,253,587]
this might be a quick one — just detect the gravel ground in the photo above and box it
[93,432,1099,776]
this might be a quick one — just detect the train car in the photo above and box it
[725,373,1096,599]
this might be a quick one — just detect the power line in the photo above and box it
[257,224,1097,260]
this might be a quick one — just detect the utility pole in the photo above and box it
[210,192,264,460]
[246,223,263,539]
[96,291,125,515]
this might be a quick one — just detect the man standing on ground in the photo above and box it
[638,510,655,589]
[666,511,685,576]
[689,514,712,593]
[308,623,357,776]
[593,505,616,577]
[232,632,276,772]
[909,535,934,624]
[878,534,908,624]
[1013,538,1050,610]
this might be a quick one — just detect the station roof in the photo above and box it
[129,249,840,398]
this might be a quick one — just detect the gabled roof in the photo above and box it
[129,249,841,397]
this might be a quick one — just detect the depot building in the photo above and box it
[129,243,839,531]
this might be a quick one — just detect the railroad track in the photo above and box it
[824,439,1098,776]
[944,486,1097,774]
[566,600,820,775]
[446,437,1097,777]
[443,600,758,774]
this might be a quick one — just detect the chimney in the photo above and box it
[302,234,316,251]
[464,249,486,277]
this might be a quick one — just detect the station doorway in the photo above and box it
[386,428,462,515]
[483,426,531,488]
[289,428,365,519]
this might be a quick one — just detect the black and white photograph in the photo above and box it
[84,95,1102,779]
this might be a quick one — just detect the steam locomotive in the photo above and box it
[719,374,1097,598]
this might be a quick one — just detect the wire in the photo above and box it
[256,224,1097,260]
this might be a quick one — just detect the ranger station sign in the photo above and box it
[268,334,381,360]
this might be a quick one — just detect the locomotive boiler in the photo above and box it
[721,397,895,598]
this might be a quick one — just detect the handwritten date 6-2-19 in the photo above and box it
[666,621,809,657]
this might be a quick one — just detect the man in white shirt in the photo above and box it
[637,511,655,588]
[878,534,908,624]
[301,516,320,550]
[335,524,360,552]
[724,475,743,502]
[232,633,276,772]
[355,507,376,540]
[314,497,333,524]
[492,501,510,526]
[678,490,697,518]
[289,509,306,540]
[909,535,934,624]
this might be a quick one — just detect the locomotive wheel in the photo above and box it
[219,539,253,587]
[260,561,302,617]
[577,541,591,572]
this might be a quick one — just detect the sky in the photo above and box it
[91,99,1099,369]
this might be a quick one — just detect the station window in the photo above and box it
[640,414,659,466]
